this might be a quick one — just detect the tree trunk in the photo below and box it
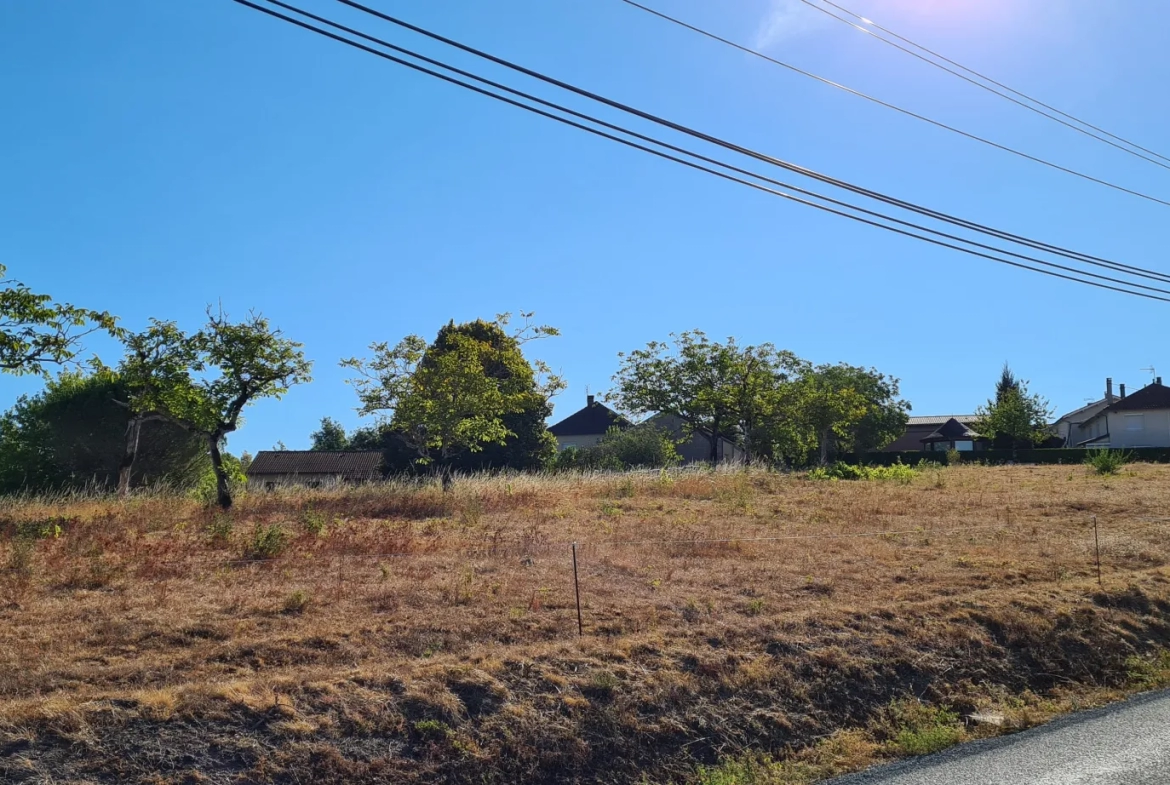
[118,417,142,498]
[708,431,720,465]
[819,428,832,466]
[440,464,454,493]
[209,435,233,509]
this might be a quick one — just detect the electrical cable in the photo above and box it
[229,0,1170,302]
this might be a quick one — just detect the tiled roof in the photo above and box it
[922,418,981,442]
[247,451,384,478]
[1108,383,1170,412]
[548,401,632,437]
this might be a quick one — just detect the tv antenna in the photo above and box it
[1140,366,1156,380]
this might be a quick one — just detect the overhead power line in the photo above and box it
[325,0,1170,287]
[244,0,1170,298]
[799,0,1170,171]
[229,0,1170,303]
[616,0,1170,210]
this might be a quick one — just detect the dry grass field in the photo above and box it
[3,463,1170,784]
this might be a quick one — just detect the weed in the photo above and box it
[243,524,289,560]
[945,448,962,466]
[743,598,766,616]
[301,505,330,537]
[283,589,312,614]
[882,701,964,757]
[7,537,35,575]
[808,462,916,483]
[459,496,484,528]
[1085,449,1133,476]
[207,514,234,546]
[412,719,453,740]
[599,502,621,517]
[1125,651,1170,688]
[15,518,65,540]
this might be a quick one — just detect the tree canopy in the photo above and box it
[609,331,802,464]
[342,313,562,483]
[120,309,312,508]
[976,369,1053,449]
[0,370,205,494]
[310,417,350,451]
[0,265,119,377]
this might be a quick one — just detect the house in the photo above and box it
[547,395,632,450]
[546,395,743,463]
[645,412,745,464]
[882,415,980,452]
[920,418,984,453]
[1075,379,1170,449]
[246,450,384,490]
[1054,378,1124,448]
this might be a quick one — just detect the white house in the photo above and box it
[1076,379,1170,449]
[1053,377,1125,448]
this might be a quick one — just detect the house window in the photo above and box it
[1125,414,1145,432]
[264,481,276,492]
[953,441,974,452]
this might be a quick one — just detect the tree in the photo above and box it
[609,331,801,464]
[310,417,350,451]
[995,362,1020,402]
[975,372,1053,450]
[0,265,119,376]
[342,313,562,488]
[556,424,681,471]
[747,364,908,466]
[120,309,312,508]
[0,370,205,495]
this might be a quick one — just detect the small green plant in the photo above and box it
[883,701,963,757]
[1085,449,1133,476]
[1126,651,1170,688]
[744,598,766,616]
[945,448,962,466]
[206,514,234,546]
[244,523,289,560]
[15,518,65,540]
[412,719,453,740]
[300,505,330,536]
[283,589,312,614]
[7,537,35,575]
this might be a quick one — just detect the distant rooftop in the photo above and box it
[247,451,383,479]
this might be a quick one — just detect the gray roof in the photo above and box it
[906,415,979,426]
[247,451,383,478]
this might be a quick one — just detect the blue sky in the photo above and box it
[2,0,1168,455]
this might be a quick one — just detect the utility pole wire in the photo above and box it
[229,0,1170,303]
[251,0,1170,294]
[328,0,1170,285]
[617,0,1170,210]
[799,0,1170,171]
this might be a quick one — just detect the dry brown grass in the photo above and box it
[2,464,1170,783]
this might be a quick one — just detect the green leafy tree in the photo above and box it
[0,265,119,376]
[0,370,205,494]
[975,372,1053,450]
[609,331,802,464]
[120,309,312,508]
[342,313,562,488]
[310,417,350,451]
[756,364,908,466]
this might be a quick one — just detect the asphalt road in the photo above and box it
[828,689,1170,785]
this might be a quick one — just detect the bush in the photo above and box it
[808,461,916,483]
[1085,449,1132,476]
[552,425,681,471]
[243,523,289,560]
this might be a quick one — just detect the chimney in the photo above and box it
[587,394,595,407]
[1106,377,1114,403]
[1158,377,1164,386]
[1120,383,1127,399]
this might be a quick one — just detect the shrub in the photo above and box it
[881,701,963,757]
[1085,449,1132,476]
[283,589,312,614]
[945,448,962,466]
[808,461,916,483]
[300,505,330,536]
[206,514,234,546]
[244,523,289,560]
[553,425,681,472]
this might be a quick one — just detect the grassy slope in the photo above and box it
[1,464,1169,784]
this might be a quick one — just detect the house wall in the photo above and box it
[1057,400,1112,447]
[1104,409,1170,448]
[554,434,605,451]
[247,473,370,490]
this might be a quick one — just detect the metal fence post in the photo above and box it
[572,542,583,637]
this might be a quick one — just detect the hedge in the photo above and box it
[840,448,1170,466]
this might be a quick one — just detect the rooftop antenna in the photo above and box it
[1140,366,1156,381]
